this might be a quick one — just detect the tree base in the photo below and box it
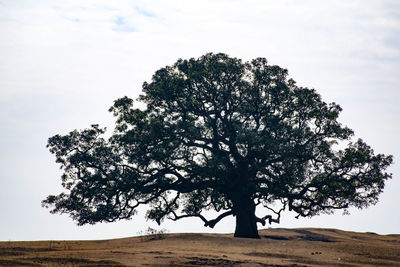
[233,196,260,239]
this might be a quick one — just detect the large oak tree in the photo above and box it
[43,53,392,238]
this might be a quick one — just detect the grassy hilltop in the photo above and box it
[1,228,400,266]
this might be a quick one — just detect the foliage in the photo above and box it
[43,53,393,238]
[137,227,169,238]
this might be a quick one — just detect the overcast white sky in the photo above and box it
[1,0,399,241]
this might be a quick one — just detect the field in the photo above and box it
[1,228,400,266]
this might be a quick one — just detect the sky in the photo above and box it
[0,0,399,241]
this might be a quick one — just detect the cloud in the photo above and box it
[134,6,156,18]
[113,16,136,32]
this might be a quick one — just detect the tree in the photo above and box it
[43,53,393,238]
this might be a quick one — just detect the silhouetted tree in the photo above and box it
[43,53,393,238]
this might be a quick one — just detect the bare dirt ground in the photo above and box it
[1,228,400,266]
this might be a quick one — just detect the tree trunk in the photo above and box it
[233,196,260,238]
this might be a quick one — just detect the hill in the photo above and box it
[1,228,400,266]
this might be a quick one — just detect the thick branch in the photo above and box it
[169,210,233,228]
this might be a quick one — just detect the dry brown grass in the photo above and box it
[1,228,399,266]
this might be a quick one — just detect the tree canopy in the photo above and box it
[43,53,393,238]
